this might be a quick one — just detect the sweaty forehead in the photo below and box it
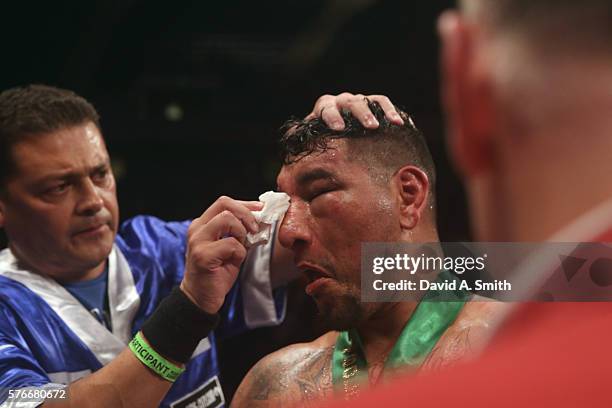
[277,139,352,191]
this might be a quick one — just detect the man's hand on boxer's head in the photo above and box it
[307,93,403,131]
[180,196,263,314]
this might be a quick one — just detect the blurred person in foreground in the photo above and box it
[0,85,395,408]
[231,99,504,408]
[325,0,612,406]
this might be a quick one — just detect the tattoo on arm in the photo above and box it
[241,347,334,406]
[246,360,288,401]
[423,326,473,371]
[295,347,333,403]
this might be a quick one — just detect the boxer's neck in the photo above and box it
[356,301,417,365]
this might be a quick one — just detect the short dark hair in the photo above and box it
[279,100,436,209]
[0,84,100,188]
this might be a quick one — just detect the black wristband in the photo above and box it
[141,286,220,364]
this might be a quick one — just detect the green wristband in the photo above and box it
[129,332,185,382]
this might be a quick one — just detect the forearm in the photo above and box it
[43,348,172,408]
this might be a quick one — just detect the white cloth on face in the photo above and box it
[246,191,290,246]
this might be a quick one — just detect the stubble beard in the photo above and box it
[313,281,365,332]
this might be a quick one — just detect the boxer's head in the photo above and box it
[439,0,612,241]
[277,101,437,329]
[0,85,119,282]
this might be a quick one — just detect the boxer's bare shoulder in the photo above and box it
[231,331,338,408]
[422,296,510,370]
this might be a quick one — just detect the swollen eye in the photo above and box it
[310,188,333,201]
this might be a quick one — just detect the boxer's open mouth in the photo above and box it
[300,266,334,295]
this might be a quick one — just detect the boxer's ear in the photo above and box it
[393,165,429,230]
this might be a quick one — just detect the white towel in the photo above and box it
[246,191,290,246]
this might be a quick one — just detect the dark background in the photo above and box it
[1,0,468,400]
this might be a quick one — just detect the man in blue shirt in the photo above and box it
[0,85,400,407]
